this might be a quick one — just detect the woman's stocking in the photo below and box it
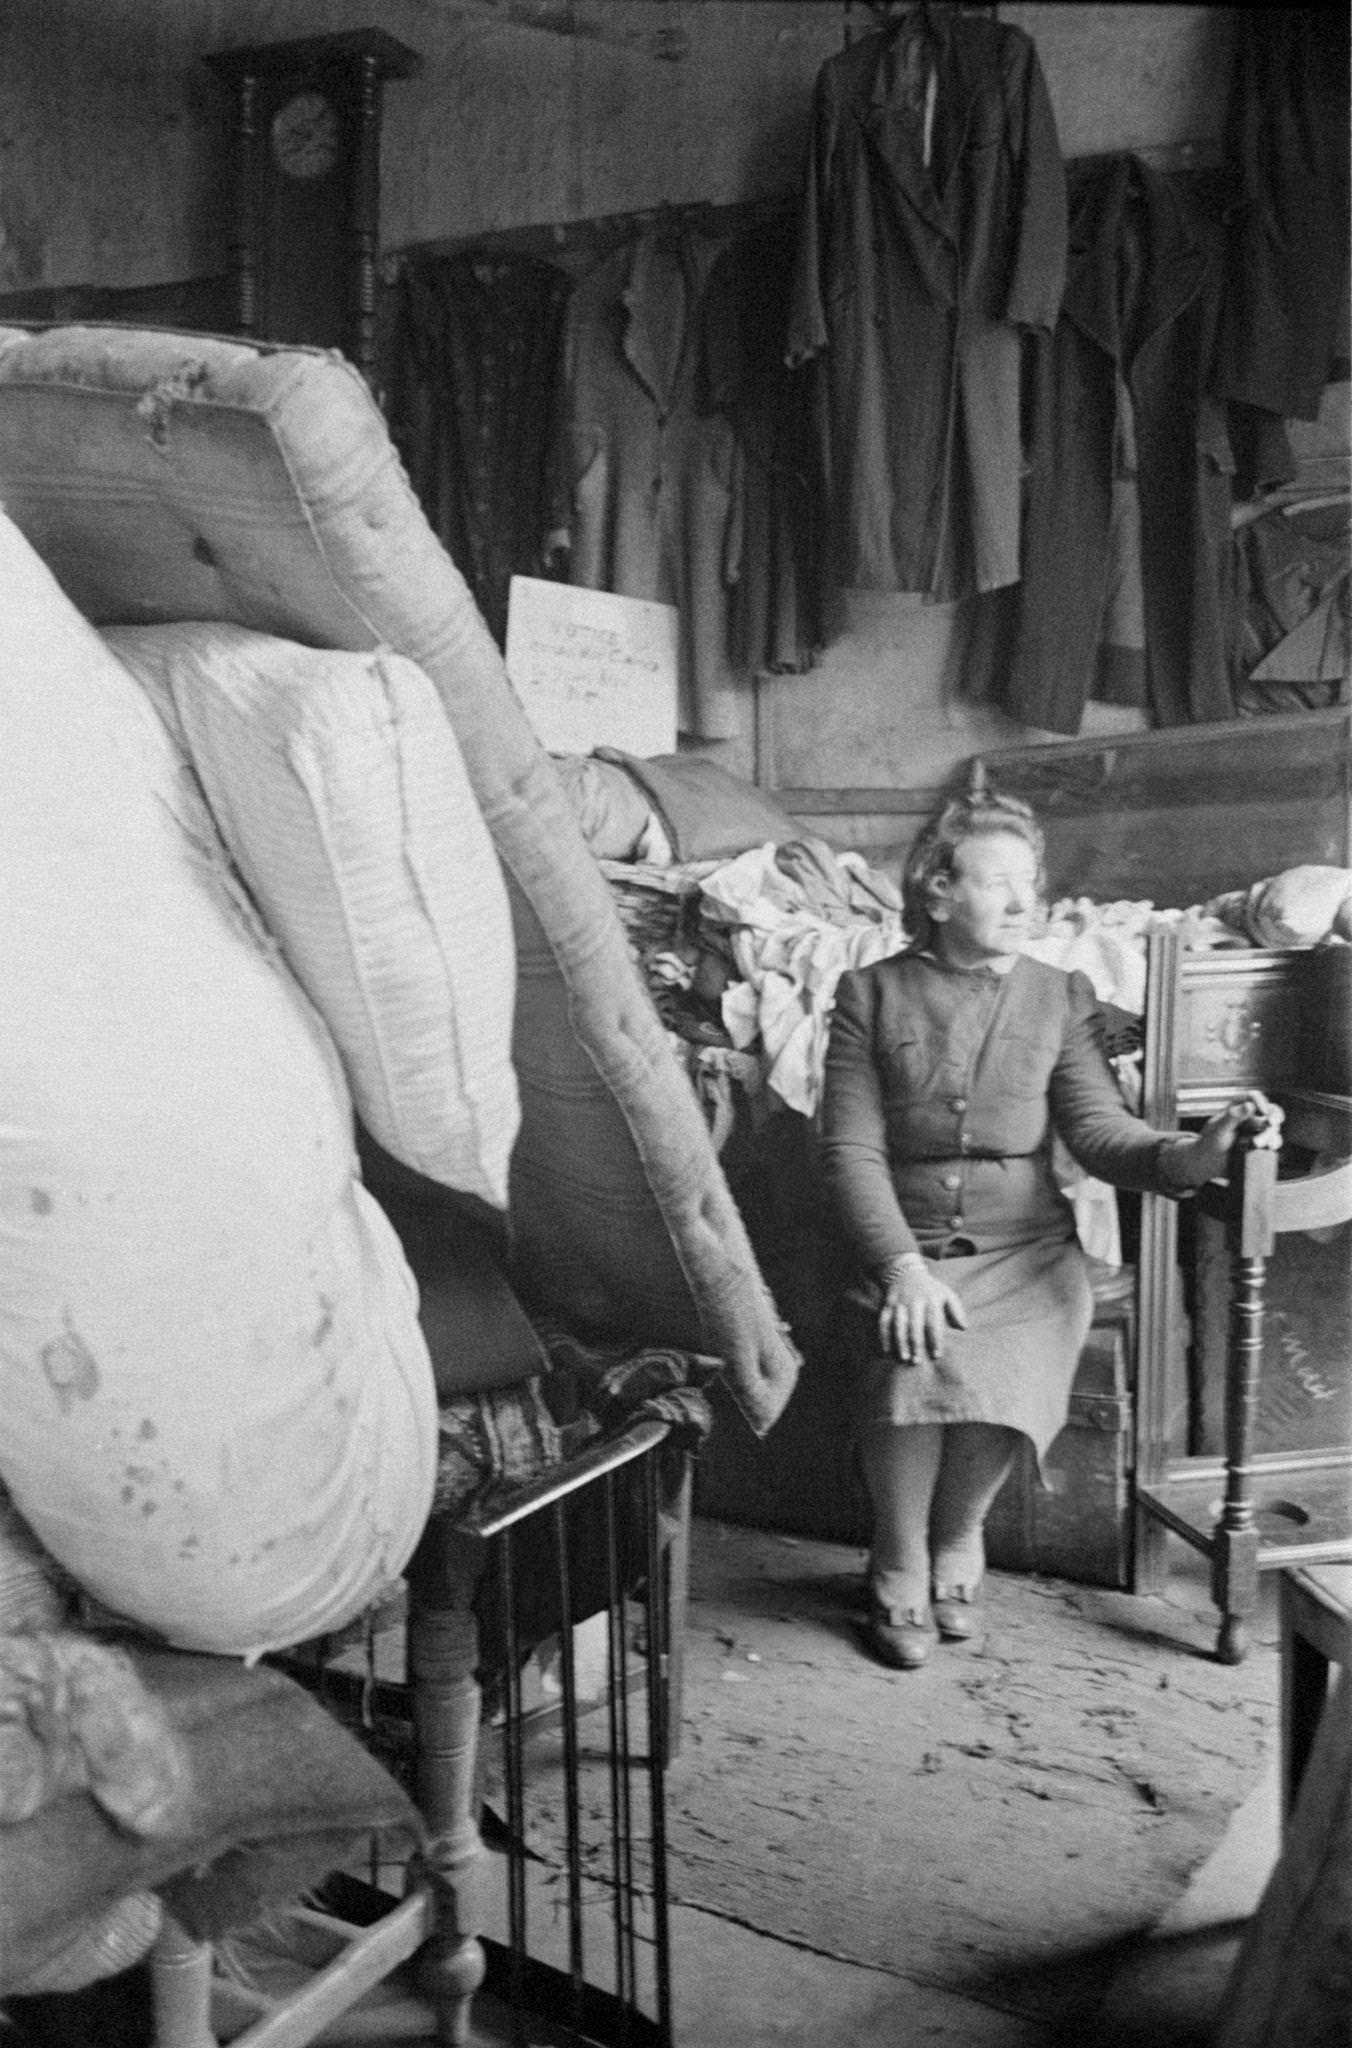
[859,1422,943,1615]
[929,1421,1021,1595]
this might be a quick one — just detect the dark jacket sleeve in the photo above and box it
[1049,971,1186,1194]
[785,57,838,367]
[819,968,921,1269]
[1000,27,1068,331]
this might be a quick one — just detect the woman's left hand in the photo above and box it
[1177,1090,1285,1188]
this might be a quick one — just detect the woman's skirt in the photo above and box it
[849,1235,1094,1472]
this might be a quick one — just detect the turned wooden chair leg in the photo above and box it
[149,1913,217,2048]
[406,1522,489,2047]
[1212,1242,1269,1664]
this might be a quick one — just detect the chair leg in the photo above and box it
[1212,1246,1268,1665]
[407,1524,489,2047]
[149,1914,217,2048]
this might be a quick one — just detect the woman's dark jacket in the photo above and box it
[820,951,1182,1273]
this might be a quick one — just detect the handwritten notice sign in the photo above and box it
[505,576,678,758]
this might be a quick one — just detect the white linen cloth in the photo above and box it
[699,843,907,1117]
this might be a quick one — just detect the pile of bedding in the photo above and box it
[554,749,1351,1265]
[549,749,908,1132]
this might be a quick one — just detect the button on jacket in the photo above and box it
[820,951,1181,1272]
[786,8,1067,599]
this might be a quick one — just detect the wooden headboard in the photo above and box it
[967,708,1351,907]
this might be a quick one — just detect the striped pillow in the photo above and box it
[105,623,519,1210]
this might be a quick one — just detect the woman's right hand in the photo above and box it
[877,1257,968,1364]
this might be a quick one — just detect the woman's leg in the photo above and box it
[859,1421,944,1616]
[928,1421,1021,1596]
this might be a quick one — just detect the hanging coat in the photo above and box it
[1214,7,1351,424]
[385,252,573,648]
[699,208,824,680]
[786,6,1067,600]
[1003,157,1236,734]
[556,219,746,742]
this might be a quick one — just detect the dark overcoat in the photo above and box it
[1004,156,1236,733]
[786,8,1066,599]
[1214,6,1351,423]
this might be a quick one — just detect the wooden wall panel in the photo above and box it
[970,710,1352,907]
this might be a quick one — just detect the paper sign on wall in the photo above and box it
[505,576,678,757]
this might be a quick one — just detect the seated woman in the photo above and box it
[820,790,1280,1671]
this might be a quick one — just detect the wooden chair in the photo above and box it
[1132,927,1352,1659]
[144,1419,689,2047]
[1185,1131,1352,1663]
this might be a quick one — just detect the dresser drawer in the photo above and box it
[1175,952,1306,1099]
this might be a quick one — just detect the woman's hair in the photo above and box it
[902,789,1045,942]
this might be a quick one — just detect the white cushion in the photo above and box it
[0,513,437,1656]
[105,623,520,1211]
[0,324,800,1434]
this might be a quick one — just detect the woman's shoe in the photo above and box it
[931,1587,981,1641]
[866,1601,935,1670]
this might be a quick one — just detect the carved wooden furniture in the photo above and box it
[1134,927,1352,1661]
[1213,1566,1352,2048]
[1278,1562,1352,1824]
[204,32,422,385]
[957,714,1351,1617]
[143,1420,688,2046]
[149,1895,435,2048]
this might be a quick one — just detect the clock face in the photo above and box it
[270,90,340,181]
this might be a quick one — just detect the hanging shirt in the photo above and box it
[786,7,1067,600]
[556,219,747,741]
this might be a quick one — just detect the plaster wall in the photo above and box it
[0,2,1241,825]
[0,3,1234,288]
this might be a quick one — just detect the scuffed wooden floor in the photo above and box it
[510,1517,1278,2037]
